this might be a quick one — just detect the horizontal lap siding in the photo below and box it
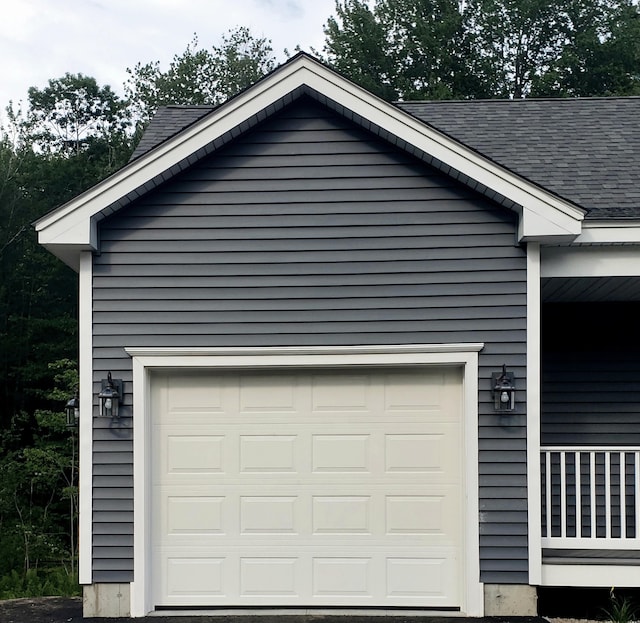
[92,99,527,583]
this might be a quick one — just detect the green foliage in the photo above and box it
[323,0,640,99]
[603,588,638,623]
[324,0,471,100]
[25,73,130,157]
[0,568,80,599]
[0,73,133,436]
[125,27,277,130]
[534,0,640,96]
[0,358,79,584]
[323,0,399,99]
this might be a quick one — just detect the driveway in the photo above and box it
[0,596,550,623]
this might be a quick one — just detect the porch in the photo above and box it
[539,294,640,583]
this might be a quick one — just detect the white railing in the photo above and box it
[541,447,640,549]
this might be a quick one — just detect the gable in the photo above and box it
[94,97,526,353]
[34,54,584,271]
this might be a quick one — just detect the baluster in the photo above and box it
[561,451,567,539]
[605,452,612,539]
[575,451,581,538]
[545,451,552,538]
[590,451,596,539]
[635,451,640,539]
[621,452,626,539]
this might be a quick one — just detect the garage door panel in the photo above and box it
[151,368,464,608]
[156,425,460,484]
[159,485,461,546]
[158,548,460,606]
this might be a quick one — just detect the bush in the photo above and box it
[0,567,80,599]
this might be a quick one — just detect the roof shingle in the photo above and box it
[398,97,640,219]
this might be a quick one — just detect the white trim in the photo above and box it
[78,252,93,584]
[541,245,640,278]
[542,538,640,550]
[124,343,485,359]
[541,564,640,587]
[36,55,583,265]
[130,355,150,617]
[526,243,542,586]
[128,344,484,618]
[575,221,640,245]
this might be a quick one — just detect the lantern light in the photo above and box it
[492,364,515,412]
[98,372,122,418]
[65,392,79,428]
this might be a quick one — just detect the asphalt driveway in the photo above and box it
[0,597,550,623]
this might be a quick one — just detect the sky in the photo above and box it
[0,0,337,110]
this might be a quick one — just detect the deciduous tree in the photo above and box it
[322,0,640,99]
[125,27,277,130]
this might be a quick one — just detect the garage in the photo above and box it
[149,366,465,609]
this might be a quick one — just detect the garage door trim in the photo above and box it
[127,344,483,617]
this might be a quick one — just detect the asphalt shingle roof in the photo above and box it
[398,97,640,220]
[131,97,640,220]
[130,105,215,161]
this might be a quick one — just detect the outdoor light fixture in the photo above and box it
[98,372,122,418]
[65,391,79,428]
[492,364,515,412]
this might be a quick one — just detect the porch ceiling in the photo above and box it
[542,276,640,302]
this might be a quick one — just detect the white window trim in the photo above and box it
[126,344,484,618]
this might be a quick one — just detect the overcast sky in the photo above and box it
[0,0,337,110]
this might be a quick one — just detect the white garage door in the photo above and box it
[150,367,464,609]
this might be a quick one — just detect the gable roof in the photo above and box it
[35,53,586,270]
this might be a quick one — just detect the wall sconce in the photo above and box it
[492,364,515,412]
[98,372,123,418]
[65,391,79,428]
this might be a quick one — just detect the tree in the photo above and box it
[323,0,398,99]
[0,360,78,579]
[322,0,640,99]
[533,0,640,96]
[24,73,130,161]
[125,27,278,130]
[463,0,572,98]
[324,0,473,100]
[0,73,133,438]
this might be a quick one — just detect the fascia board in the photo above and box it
[541,245,640,278]
[574,220,640,244]
[35,55,584,250]
[517,204,583,241]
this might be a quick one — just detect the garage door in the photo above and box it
[150,367,464,609]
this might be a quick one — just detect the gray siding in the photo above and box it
[92,98,528,584]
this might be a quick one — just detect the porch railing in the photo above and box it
[541,447,640,549]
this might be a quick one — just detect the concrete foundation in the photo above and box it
[484,583,538,616]
[83,583,131,618]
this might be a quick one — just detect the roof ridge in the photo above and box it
[398,96,640,104]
